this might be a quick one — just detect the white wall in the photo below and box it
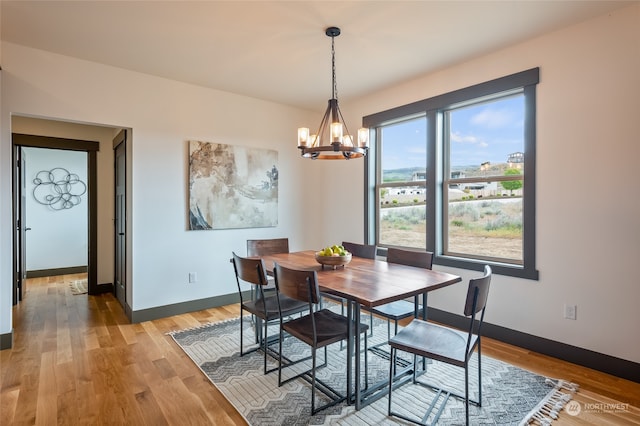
[0,39,321,341]
[346,4,640,363]
[23,147,87,270]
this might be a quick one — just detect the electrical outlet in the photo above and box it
[189,272,197,283]
[563,304,577,320]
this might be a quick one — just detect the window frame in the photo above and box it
[363,68,539,280]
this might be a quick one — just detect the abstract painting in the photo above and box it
[188,140,278,230]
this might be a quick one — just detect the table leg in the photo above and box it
[355,302,361,410]
[346,300,353,405]
[422,291,428,320]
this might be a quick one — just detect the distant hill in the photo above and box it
[383,163,516,182]
[382,167,425,182]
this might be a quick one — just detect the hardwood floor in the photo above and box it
[1,275,638,425]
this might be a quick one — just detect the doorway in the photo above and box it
[12,134,100,303]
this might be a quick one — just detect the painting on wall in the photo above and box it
[188,140,278,230]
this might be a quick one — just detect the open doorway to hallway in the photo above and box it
[11,116,129,314]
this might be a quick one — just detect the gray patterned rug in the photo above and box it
[169,312,577,425]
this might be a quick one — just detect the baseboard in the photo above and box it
[0,330,13,350]
[27,266,88,278]
[128,291,246,324]
[428,307,640,384]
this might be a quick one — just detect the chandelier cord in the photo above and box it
[331,35,338,101]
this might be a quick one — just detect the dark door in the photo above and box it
[12,147,28,304]
[114,130,127,308]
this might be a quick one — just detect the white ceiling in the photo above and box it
[1,1,634,111]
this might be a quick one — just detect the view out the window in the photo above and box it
[444,94,524,263]
[378,117,427,249]
[365,68,539,279]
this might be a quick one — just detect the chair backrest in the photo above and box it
[273,262,321,305]
[342,241,376,259]
[386,247,433,269]
[463,265,492,317]
[246,238,289,257]
[231,251,269,287]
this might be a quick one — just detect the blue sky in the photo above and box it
[381,94,524,170]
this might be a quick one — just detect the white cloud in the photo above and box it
[471,108,513,128]
[451,131,478,144]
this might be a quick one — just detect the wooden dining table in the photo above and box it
[260,250,462,410]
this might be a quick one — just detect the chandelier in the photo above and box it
[297,27,369,160]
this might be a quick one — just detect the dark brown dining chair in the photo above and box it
[273,262,370,415]
[368,248,434,339]
[341,241,376,259]
[246,237,290,290]
[324,242,376,346]
[230,252,308,374]
[387,265,492,426]
[247,237,289,257]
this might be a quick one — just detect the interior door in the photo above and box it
[13,147,28,304]
[114,131,126,308]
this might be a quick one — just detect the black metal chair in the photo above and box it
[369,248,434,340]
[246,237,289,258]
[246,237,289,289]
[387,265,492,426]
[325,242,376,347]
[319,243,375,316]
[274,262,369,414]
[230,251,308,374]
[341,241,376,259]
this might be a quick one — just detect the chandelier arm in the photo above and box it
[313,102,333,147]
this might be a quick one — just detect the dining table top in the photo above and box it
[260,250,462,308]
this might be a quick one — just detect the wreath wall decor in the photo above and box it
[32,167,87,210]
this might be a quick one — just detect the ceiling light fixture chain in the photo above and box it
[331,29,338,102]
[297,26,369,160]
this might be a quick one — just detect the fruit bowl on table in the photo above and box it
[314,252,352,269]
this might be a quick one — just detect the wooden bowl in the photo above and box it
[314,252,352,268]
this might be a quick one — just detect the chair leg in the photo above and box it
[388,347,395,415]
[278,326,283,386]
[239,309,244,355]
[262,316,269,374]
[364,331,369,389]
[465,364,469,426]
[311,346,317,414]
[369,311,374,337]
[478,341,482,407]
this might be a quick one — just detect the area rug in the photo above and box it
[169,313,578,425]
[68,279,88,295]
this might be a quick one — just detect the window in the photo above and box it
[378,117,427,249]
[364,69,539,279]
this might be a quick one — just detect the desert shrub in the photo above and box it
[449,202,480,221]
[485,215,522,231]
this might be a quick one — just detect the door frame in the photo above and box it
[12,133,101,299]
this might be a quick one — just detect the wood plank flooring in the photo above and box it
[1,275,638,425]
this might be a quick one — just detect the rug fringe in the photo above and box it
[519,378,579,426]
